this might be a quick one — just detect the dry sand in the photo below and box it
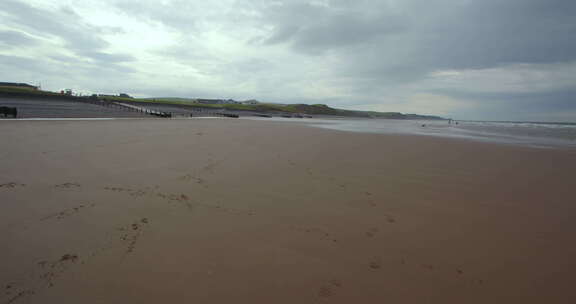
[1,119,576,303]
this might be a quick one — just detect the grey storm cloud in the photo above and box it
[1,0,575,121]
[255,0,576,72]
[0,30,39,47]
[233,0,576,121]
[0,54,54,74]
[114,0,198,31]
[258,1,406,53]
[1,0,134,65]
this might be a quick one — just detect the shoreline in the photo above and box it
[7,116,575,150]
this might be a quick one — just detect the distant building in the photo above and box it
[0,82,39,90]
[97,93,132,98]
[196,98,222,104]
[242,99,259,105]
[195,98,241,105]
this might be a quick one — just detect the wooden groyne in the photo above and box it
[112,102,172,118]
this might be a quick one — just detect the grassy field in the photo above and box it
[103,96,304,113]
[0,86,60,95]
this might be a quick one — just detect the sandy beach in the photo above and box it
[1,118,576,303]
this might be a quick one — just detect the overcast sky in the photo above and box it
[1,0,575,121]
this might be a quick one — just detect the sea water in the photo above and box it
[247,117,576,149]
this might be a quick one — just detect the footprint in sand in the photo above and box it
[178,174,193,181]
[2,218,155,303]
[328,279,343,288]
[348,199,377,208]
[54,183,81,189]
[317,279,343,299]
[291,226,338,243]
[2,288,35,304]
[384,214,396,223]
[104,186,151,198]
[115,218,150,257]
[365,227,379,238]
[397,260,481,284]
[2,252,83,303]
[178,174,207,187]
[200,203,255,216]
[109,186,198,201]
[318,286,332,298]
[103,186,133,192]
[85,218,152,264]
[202,159,220,174]
[369,256,382,270]
[40,203,96,221]
[129,189,149,197]
[0,182,26,189]
[37,253,81,288]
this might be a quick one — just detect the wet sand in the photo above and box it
[1,119,576,303]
